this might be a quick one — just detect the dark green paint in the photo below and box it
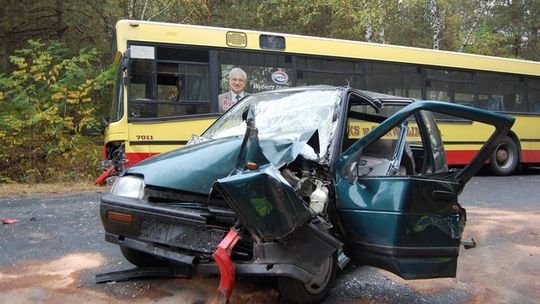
[125,134,315,195]
[334,98,514,279]
[214,164,312,242]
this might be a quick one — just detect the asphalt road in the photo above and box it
[1,170,539,303]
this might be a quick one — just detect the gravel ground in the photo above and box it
[1,173,539,303]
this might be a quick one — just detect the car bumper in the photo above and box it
[100,194,320,283]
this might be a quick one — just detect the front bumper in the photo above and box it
[100,194,335,283]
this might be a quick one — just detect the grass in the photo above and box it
[0,182,105,198]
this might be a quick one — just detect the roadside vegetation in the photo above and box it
[0,41,113,183]
[0,0,538,184]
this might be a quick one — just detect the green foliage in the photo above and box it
[0,40,113,183]
[0,0,538,184]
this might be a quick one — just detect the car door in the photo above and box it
[334,100,514,279]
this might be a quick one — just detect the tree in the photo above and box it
[428,0,444,49]
[0,40,113,182]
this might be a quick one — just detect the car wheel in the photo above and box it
[277,253,336,304]
[120,245,168,267]
[489,136,519,176]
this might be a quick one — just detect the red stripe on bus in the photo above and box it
[445,150,477,165]
[446,149,540,165]
[125,152,158,168]
[521,150,540,163]
[123,150,540,169]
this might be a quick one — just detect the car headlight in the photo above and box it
[110,175,145,199]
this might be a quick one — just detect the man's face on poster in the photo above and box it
[229,74,246,94]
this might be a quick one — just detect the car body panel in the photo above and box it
[335,176,463,278]
[213,164,313,242]
[126,133,320,195]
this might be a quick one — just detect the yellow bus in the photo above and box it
[97,19,540,183]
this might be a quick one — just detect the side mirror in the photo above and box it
[347,161,359,184]
[122,49,130,71]
[187,134,207,145]
[342,148,362,184]
[101,116,109,127]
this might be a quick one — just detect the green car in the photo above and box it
[100,86,513,303]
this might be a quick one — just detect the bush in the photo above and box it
[0,40,113,183]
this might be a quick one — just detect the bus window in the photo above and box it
[129,59,155,100]
[528,78,540,113]
[297,57,356,73]
[296,57,359,87]
[155,63,209,117]
[109,54,123,123]
[477,72,524,112]
[129,58,156,118]
[364,63,422,98]
[157,62,179,101]
[297,71,356,87]
[425,68,475,106]
[128,45,210,119]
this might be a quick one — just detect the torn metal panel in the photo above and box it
[213,165,312,242]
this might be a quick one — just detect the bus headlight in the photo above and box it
[110,175,145,199]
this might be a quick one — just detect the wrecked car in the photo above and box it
[100,86,514,303]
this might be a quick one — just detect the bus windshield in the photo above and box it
[108,54,123,123]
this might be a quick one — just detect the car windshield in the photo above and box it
[203,88,341,157]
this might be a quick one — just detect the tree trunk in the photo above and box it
[56,0,66,42]
[364,1,373,42]
[377,0,385,43]
[429,0,443,50]
[514,35,521,57]
[127,0,135,19]
[140,0,149,20]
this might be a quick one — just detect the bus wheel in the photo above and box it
[277,254,336,304]
[120,245,168,267]
[490,136,518,176]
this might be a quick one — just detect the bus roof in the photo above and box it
[116,20,540,77]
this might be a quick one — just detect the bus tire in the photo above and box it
[489,136,519,176]
[277,253,336,304]
[120,245,168,267]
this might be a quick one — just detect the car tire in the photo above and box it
[277,253,336,304]
[120,245,168,267]
[489,136,519,176]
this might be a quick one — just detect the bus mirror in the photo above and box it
[100,116,109,133]
[122,49,130,71]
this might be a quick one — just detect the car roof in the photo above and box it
[258,85,415,109]
[351,89,415,108]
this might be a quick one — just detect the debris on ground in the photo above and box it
[2,218,18,224]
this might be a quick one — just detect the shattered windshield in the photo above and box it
[203,88,341,159]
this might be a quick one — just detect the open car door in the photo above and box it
[335,100,514,279]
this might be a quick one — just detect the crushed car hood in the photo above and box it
[124,131,320,194]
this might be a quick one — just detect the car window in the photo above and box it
[345,100,466,177]
[419,110,447,173]
[353,113,426,177]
